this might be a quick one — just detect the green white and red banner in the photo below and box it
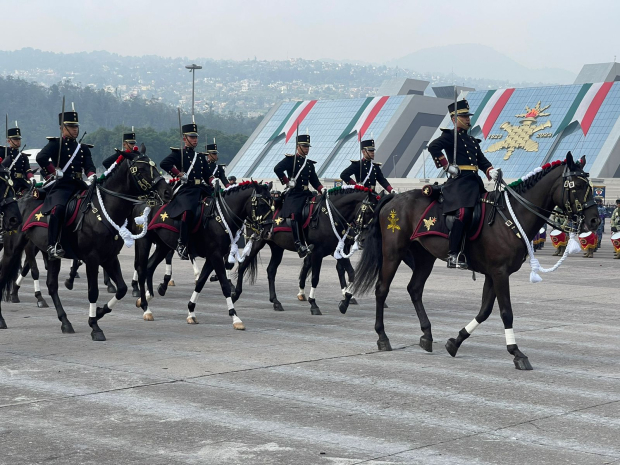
[554,82,614,136]
[267,100,318,143]
[337,96,390,141]
[470,88,515,139]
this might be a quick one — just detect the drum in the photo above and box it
[611,232,620,252]
[579,231,597,250]
[539,227,547,241]
[550,229,567,248]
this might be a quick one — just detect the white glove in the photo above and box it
[446,165,460,176]
[55,170,64,179]
[390,190,397,195]
[321,187,328,194]
[88,174,96,183]
[489,168,500,180]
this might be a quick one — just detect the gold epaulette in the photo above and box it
[46,136,60,140]
[285,153,295,157]
[373,162,383,166]
[170,147,181,152]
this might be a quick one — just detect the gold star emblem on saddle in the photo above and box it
[35,212,44,221]
[387,209,400,233]
[423,217,437,231]
[422,186,431,196]
[160,212,169,221]
[275,217,284,225]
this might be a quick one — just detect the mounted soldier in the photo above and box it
[205,141,230,189]
[1,122,34,196]
[339,139,394,193]
[36,106,96,260]
[102,129,140,169]
[160,122,211,260]
[274,134,326,258]
[427,99,498,269]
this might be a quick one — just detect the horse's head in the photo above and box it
[352,188,384,248]
[556,152,600,233]
[247,182,273,230]
[123,150,172,205]
[0,169,22,232]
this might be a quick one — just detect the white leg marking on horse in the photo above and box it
[193,260,200,278]
[165,264,172,275]
[297,287,305,296]
[232,315,242,324]
[16,274,24,286]
[145,290,153,302]
[309,287,316,299]
[190,291,200,304]
[505,328,516,346]
[226,297,234,310]
[107,297,118,309]
[33,279,41,292]
[133,270,138,281]
[89,303,97,318]
[465,319,480,335]
[226,269,231,280]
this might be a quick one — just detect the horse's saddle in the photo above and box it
[22,190,89,232]
[410,192,489,242]
[272,195,323,233]
[148,197,214,234]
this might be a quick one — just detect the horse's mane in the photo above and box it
[327,185,374,196]
[506,160,567,195]
[219,180,269,197]
[99,154,132,187]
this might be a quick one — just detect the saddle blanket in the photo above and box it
[273,196,317,233]
[22,193,85,232]
[147,201,207,234]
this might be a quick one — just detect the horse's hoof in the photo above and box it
[157,284,167,296]
[349,297,358,305]
[10,294,20,303]
[61,323,75,334]
[338,300,348,314]
[168,279,175,286]
[135,298,142,308]
[0,319,7,329]
[64,279,74,290]
[297,294,307,301]
[514,356,533,370]
[383,303,389,309]
[132,289,140,298]
[37,299,49,308]
[445,338,459,357]
[91,330,106,342]
[273,302,284,312]
[233,321,245,330]
[310,307,322,315]
[143,310,154,321]
[377,339,392,351]
[187,315,199,324]
[419,336,433,353]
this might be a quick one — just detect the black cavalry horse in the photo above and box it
[1,150,171,340]
[134,181,273,329]
[353,154,600,370]
[235,186,379,315]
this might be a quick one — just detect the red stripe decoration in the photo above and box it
[358,96,389,141]
[285,100,318,143]
[580,81,613,136]
[482,88,515,138]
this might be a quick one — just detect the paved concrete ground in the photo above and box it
[1,240,619,464]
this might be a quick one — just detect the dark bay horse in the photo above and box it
[353,154,600,370]
[133,181,273,329]
[235,186,379,315]
[1,151,171,340]
[0,168,25,329]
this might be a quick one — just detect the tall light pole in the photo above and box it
[185,64,202,119]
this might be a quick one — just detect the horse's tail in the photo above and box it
[244,250,259,285]
[1,238,25,302]
[352,194,394,295]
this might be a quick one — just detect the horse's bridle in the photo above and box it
[99,155,166,207]
[248,188,274,235]
[0,170,17,232]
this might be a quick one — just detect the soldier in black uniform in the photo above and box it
[228,176,237,185]
[339,139,394,193]
[160,122,211,260]
[428,100,498,269]
[1,124,35,195]
[205,142,230,188]
[37,109,96,260]
[274,134,326,258]
[102,130,139,169]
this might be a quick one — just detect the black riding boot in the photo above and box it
[447,220,467,269]
[176,216,190,260]
[47,209,65,260]
[291,219,310,258]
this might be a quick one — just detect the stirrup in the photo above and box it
[295,242,311,259]
[455,251,468,269]
[47,244,65,260]
[176,242,189,260]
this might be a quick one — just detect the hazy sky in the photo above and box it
[2,0,617,73]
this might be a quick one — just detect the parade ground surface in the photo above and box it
[1,243,619,465]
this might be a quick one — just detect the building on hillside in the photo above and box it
[409,63,620,179]
[227,78,451,180]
